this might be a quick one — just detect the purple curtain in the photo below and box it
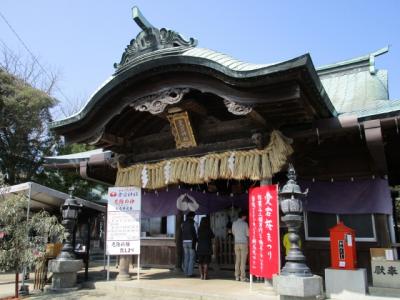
[139,179,392,217]
[141,188,248,218]
[301,178,392,215]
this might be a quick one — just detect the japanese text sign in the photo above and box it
[106,186,141,255]
[249,185,280,278]
[372,260,400,289]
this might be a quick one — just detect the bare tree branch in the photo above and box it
[0,44,60,96]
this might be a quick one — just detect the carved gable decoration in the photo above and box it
[114,7,197,74]
[223,99,252,115]
[167,111,197,149]
[131,88,189,115]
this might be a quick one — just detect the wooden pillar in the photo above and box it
[375,214,391,247]
[175,211,183,271]
[85,216,91,281]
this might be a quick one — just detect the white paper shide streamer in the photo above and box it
[199,157,206,179]
[228,152,235,175]
[164,161,172,184]
[141,166,149,188]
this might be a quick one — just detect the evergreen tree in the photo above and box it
[0,68,56,185]
[0,68,106,201]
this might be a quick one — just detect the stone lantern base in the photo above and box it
[48,259,82,291]
[273,274,324,300]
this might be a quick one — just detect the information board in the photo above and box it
[106,186,141,255]
[249,185,280,279]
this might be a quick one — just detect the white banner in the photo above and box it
[106,186,141,255]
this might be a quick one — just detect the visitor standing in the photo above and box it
[181,211,197,277]
[232,211,249,281]
[197,217,215,280]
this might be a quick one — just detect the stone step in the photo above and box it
[82,280,277,300]
[368,286,400,299]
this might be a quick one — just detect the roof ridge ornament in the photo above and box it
[114,6,198,73]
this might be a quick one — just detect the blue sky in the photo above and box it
[1,1,399,119]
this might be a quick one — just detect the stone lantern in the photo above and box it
[279,164,312,277]
[57,187,82,260]
[48,187,83,291]
[273,165,323,300]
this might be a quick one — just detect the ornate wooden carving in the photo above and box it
[132,88,189,115]
[223,99,252,115]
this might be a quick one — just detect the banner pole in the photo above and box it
[260,179,274,291]
[137,254,140,280]
[107,255,110,281]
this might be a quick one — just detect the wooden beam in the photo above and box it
[125,137,258,164]
[247,110,269,129]
[364,120,388,175]
[181,99,208,116]
[126,118,262,150]
[101,133,125,146]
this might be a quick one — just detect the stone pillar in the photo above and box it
[174,211,183,271]
[116,256,131,281]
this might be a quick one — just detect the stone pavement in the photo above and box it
[0,264,277,300]
[1,263,400,299]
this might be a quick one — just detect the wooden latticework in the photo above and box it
[214,236,235,268]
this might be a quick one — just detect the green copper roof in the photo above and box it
[320,69,388,114]
[341,99,400,119]
[317,47,390,115]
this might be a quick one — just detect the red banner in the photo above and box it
[249,185,280,279]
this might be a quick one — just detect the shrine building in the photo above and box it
[46,7,400,280]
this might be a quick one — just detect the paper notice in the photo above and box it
[346,234,352,246]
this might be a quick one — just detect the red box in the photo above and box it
[329,222,357,269]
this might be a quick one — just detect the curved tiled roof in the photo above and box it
[50,47,316,129]
[50,13,393,131]
[182,47,275,71]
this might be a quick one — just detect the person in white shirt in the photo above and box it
[231,211,249,281]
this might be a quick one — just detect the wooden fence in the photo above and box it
[213,236,235,269]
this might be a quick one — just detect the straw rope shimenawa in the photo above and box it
[115,130,293,189]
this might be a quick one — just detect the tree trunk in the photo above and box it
[15,271,19,298]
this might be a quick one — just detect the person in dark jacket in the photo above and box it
[197,217,215,280]
[181,211,197,277]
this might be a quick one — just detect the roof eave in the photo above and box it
[50,52,331,133]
